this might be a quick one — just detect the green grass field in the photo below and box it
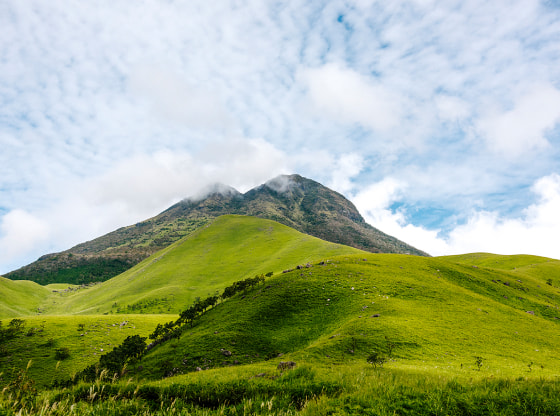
[0,216,362,319]
[0,314,172,387]
[1,215,560,415]
[134,253,560,380]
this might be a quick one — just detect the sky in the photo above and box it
[1,0,560,274]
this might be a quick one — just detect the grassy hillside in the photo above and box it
[6,174,427,286]
[11,215,361,317]
[4,218,209,285]
[0,314,172,387]
[0,277,51,317]
[2,219,560,414]
[1,238,560,414]
[443,252,560,286]
[133,252,560,381]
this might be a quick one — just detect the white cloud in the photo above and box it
[0,137,292,274]
[444,173,560,257]
[0,210,50,270]
[435,95,470,122]
[477,84,560,157]
[352,178,452,255]
[2,0,560,272]
[299,63,405,132]
[129,66,235,132]
[353,174,560,259]
[80,137,292,231]
[327,153,365,194]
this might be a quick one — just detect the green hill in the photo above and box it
[2,215,362,318]
[5,174,427,285]
[133,252,560,380]
[0,314,172,387]
[1,218,560,414]
[0,277,50,317]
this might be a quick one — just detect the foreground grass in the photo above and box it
[2,362,560,415]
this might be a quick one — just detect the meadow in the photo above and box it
[1,216,560,414]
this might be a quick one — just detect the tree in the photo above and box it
[180,307,198,328]
[367,351,387,369]
[54,347,71,360]
[474,356,484,371]
[99,335,147,374]
[120,335,147,360]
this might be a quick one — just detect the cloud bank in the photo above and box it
[1,0,560,272]
[353,174,560,258]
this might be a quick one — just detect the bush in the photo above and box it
[474,356,484,371]
[55,347,71,360]
[0,319,26,342]
[366,351,387,368]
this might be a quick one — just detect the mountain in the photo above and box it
[31,215,364,316]
[4,236,560,388]
[5,174,427,285]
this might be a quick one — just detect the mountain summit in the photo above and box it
[161,174,426,255]
[6,174,427,284]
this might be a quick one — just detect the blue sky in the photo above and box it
[1,0,560,273]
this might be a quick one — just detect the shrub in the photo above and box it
[55,347,71,360]
[367,351,387,368]
[474,356,484,371]
[44,338,55,347]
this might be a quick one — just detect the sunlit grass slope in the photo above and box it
[0,314,172,387]
[0,276,51,318]
[45,215,363,315]
[443,252,560,286]
[137,253,560,380]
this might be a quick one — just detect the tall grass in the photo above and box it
[2,363,560,415]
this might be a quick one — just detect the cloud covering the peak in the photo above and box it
[1,0,560,272]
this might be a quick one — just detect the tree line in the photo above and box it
[72,273,270,383]
[149,273,268,342]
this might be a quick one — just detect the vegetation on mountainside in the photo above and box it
[1,215,560,415]
[0,315,172,387]
[5,219,209,285]
[13,216,361,316]
[6,174,426,285]
[4,364,560,416]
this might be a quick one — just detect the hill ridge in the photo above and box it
[5,174,427,285]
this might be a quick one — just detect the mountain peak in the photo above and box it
[186,183,241,203]
[5,174,428,285]
[263,174,299,193]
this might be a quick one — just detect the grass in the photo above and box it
[0,315,172,387]
[0,277,51,317]
[0,215,361,318]
[133,253,560,381]
[1,216,560,414]
[2,362,560,415]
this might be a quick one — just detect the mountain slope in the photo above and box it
[5,174,426,285]
[134,252,560,379]
[0,276,51,317]
[35,215,364,316]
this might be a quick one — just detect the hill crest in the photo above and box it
[5,174,427,285]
